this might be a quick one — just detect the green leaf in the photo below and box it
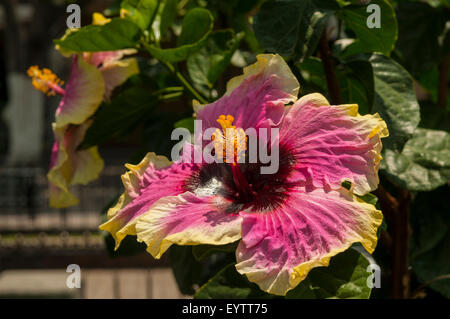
[337,60,374,115]
[395,1,447,76]
[381,128,450,191]
[195,248,373,299]
[170,245,235,295]
[170,246,205,295]
[296,57,327,95]
[194,263,277,299]
[174,117,195,133]
[253,0,339,60]
[187,30,244,91]
[146,8,214,62]
[192,242,238,262]
[54,18,141,52]
[160,0,178,37]
[177,8,213,46]
[338,0,397,56]
[368,54,420,151]
[79,87,157,150]
[410,185,450,298]
[287,248,372,299]
[121,0,158,30]
[357,192,378,207]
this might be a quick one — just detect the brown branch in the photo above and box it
[437,52,450,109]
[374,184,411,298]
[318,30,342,105]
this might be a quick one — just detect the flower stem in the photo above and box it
[375,184,411,299]
[161,60,208,104]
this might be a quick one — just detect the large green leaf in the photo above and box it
[146,8,214,63]
[54,18,141,52]
[174,117,195,134]
[381,128,450,191]
[395,1,448,76]
[170,246,235,295]
[299,55,374,114]
[286,248,372,299]
[338,0,397,56]
[410,185,450,298]
[187,30,244,94]
[160,0,178,37]
[194,263,277,299]
[195,248,373,299]
[78,87,157,150]
[337,60,374,115]
[192,242,238,262]
[170,246,205,295]
[296,56,327,95]
[369,54,420,151]
[253,0,339,60]
[121,0,158,30]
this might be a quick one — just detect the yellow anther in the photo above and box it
[212,115,247,163]
[27,66,64,96]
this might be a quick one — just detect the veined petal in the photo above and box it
[235,186,382,296]
[280,94,389,195]
[135,192,242,259]
[47,122,104,208]
[100,58,139,100]
[55,55,105,128]
[99,152,197,249]
[195,54,299,131]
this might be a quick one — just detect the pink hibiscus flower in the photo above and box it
[28,37,139,207]
[100,54,388,295]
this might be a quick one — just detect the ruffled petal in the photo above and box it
[280,94,389,195]
[100,58,139,100]
[55,55,105,128]
[99,152,197,249]
[47,122,104,208]
[235,186,382,296]
[135,192,242,259]
[195,54,299,131]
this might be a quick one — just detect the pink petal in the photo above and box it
[55,55,105,128]
[279,94,388,195]
[195,54,299,133]
[99,152,198,249]
[135,192,242,259]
